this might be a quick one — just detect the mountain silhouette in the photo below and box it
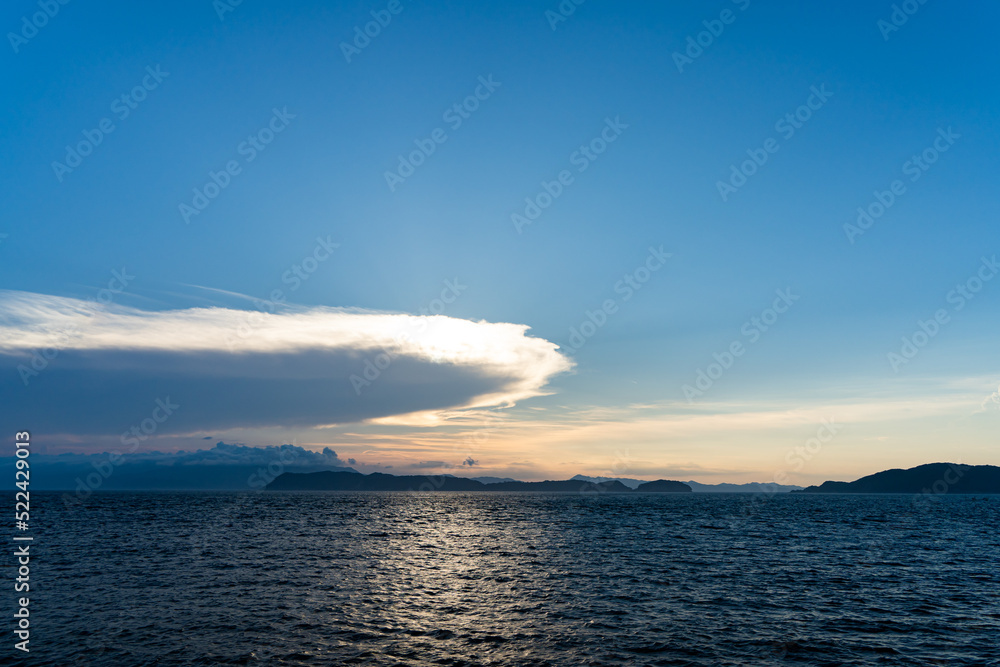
[635,479,693,493]
[793,463,1000,494]
[266,470,692,492]
[571,475,801,492]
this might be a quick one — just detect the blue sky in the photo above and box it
[2,0,999,484]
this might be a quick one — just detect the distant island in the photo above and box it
[265,470,692,493]
[266,462,1000,494]
[793,463,1000,494]
[571,475,802,493]
[18,444,995,494]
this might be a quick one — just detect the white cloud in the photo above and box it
[0,291,572,439]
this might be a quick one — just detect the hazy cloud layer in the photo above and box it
[11,441,347,467]
[0,291,572,440]
[0,442,354,492]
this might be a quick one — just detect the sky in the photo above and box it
[1,0,999,485]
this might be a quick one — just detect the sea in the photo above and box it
[10,491,1000,666]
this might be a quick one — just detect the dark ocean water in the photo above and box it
[10,492,1000,666]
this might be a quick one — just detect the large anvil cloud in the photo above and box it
[0,291,572,439]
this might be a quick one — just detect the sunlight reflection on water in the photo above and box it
[24,492,1000,666]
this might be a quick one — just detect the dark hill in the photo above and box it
[793,463,1000,494]
[265,471,691,493]
[636,479,693,493]
[487,479,635,493]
